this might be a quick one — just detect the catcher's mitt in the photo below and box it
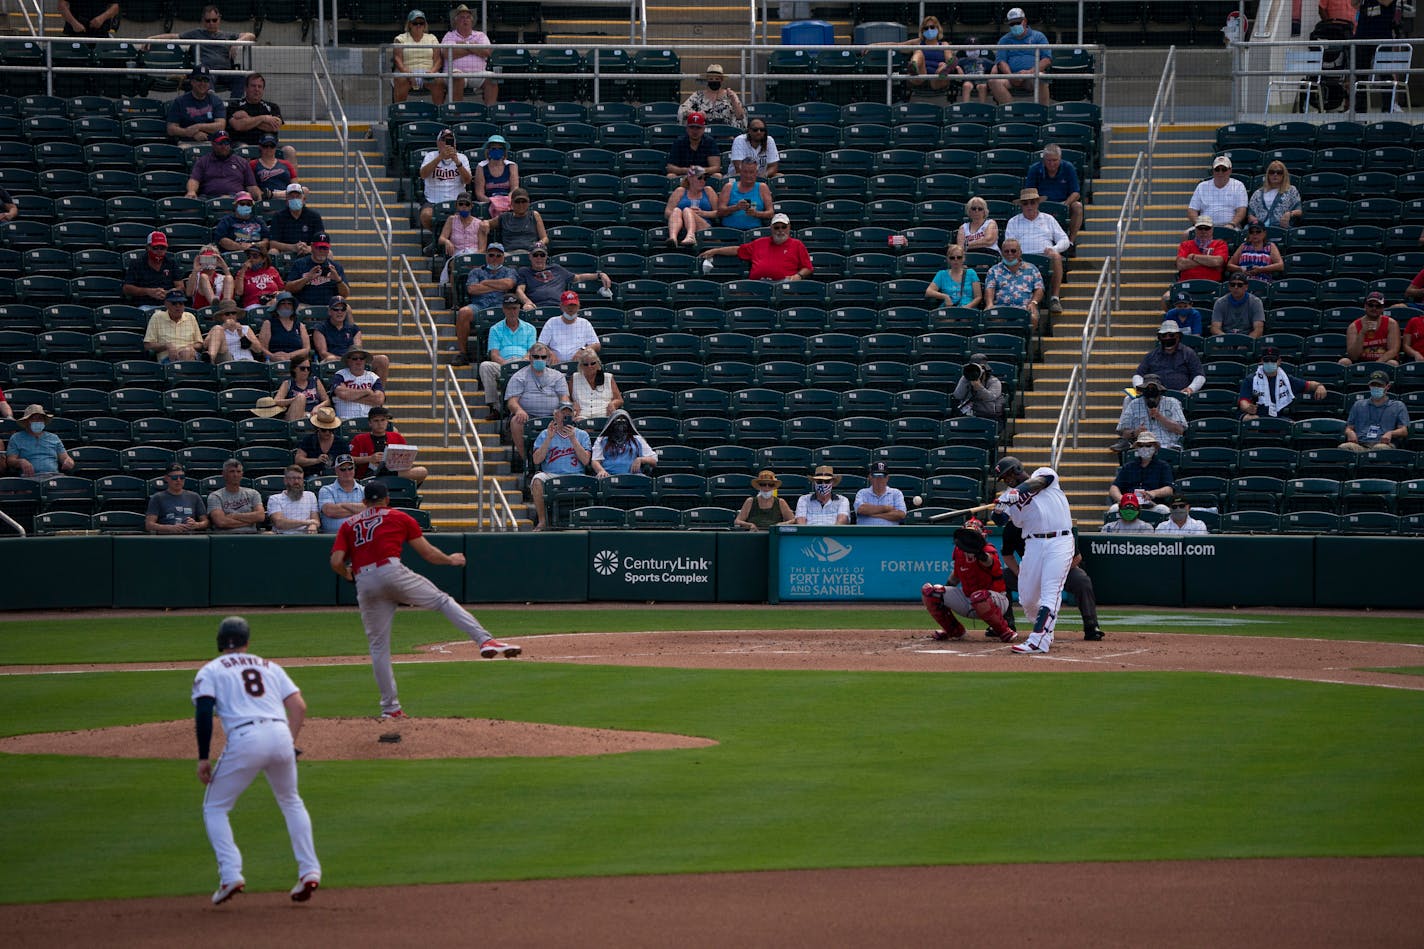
[953,526,987,556]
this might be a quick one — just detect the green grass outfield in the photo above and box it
[1,607,1422,904]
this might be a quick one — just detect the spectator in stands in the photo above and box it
[474,134,517,215]
[1406,265,1424,308]
[476,295,535,413]
[272,355,329,423]
[1401,304,1424,362]
[1164,218,1228,307]
[795,465,851,525]
[227,73,296,165]
[332,349,385,420]
[0,186,17,221]
[146,462,209,533]
[1340,370,1409,452]
[1024,144,1082,246]
[734,470,795,531]
[1156,498,1208,535]
[1107,432,1173,515]
[925,245,982,309]
[718,160,774,231]
[1210,274,1265,338]
[60,0,117,37]
[952,352,1004,420]
[1005,188,1069,315]
[214,191,269,252]
[266,465,319,534]
[730,118,779,177]
[1352,0,1400,114]
[452,245,518,366]
[268,183,325,256]
[350,407,428,485]
[143,288,204,363]
[285,234,351,308]
[204,298,264,364]
[234,245,284,311]
[956,196,1000,255]
[392,10,446,106]
[7,405,75,478]
[591,409,658,479]
[989,7,1052,106]
[441,3,498,105]
[250,135,297,201]
[1238,345,1327,419]
[982,238,1043,330]
[318,454,364,533]
[165,64,226,144]
[480,188,547,253]
[207,457,265,533]
[506,343,569,467]
[1247,160,1302,229]
[1132,322,1205,397]
[162,6,255,97]
[1164,289,1204,335]
[1340,291,1401,366]
[258,292,310,363]
[1101,494,1155,534]
[124,230,182,309]
[1187,156,1247,232]
[569,351,622,422]
[313,297,388,379]
[185,131,256,199]
[187,244,235,309]
[539,291,601,364]
[419,128,472,232]
[663,166,719,248]
[666,111,721,179]
[912,16,960,98]
[0,387,13,422]
[678,63,746,128]
[1228,223,1283,283]
[438,193,482,290]
[295,406,349,477]
[528,401,592,532]
[855,461,907,526]
[698,212,812,281]
[1112,373,1186,452]
[515,243,611,311]
[954,39,995,104]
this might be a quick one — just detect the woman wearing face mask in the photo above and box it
[664,166,719,248]
[437,192,482,289]
[475,134,518,216]
[234,245,284,311]
[258,290,311,363]
[908,16,956,96]
[956,196,1000,255]
[569,350,622,421]
[735,469,795,531]
[590,409,658,478]
[677,64,745,128]
[187,243,234,309]
[1237,345,1326,419]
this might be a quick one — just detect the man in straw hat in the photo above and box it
[794,465,851,525]
[7,404,75,478]
[1004,187,1069,315]
[295,405,349,478]
[735,470,794,531]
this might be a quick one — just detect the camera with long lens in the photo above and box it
[962,362,982,383]
[1143,384,1162,407]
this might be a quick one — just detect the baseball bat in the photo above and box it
[928,501,999,522]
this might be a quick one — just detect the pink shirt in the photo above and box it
[441,29,491,73]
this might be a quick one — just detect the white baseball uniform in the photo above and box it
[997,465,1074,653]
[192,652,320,890]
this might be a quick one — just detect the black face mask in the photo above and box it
[1159,336,1179,350]
[707,81,722,91]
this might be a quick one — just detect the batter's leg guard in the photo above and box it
[969,589,1014,642]
[922,583,965,640]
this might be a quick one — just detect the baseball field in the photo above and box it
[2,604,1423,947]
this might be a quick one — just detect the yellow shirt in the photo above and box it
[143,311,204,352]
[395,32,439,74]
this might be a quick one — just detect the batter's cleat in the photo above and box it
[290,874,320,902]
[1083,627,1105,642]
[379,709,408,720]
[480,638,522,659]
[212,880,244,905]
[1010,641,1044,654]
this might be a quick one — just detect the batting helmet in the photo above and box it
[994,456,1026,483]
[216,616,251,652]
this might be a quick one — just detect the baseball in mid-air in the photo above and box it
[912,496,924,507]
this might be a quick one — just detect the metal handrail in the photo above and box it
[1113,151,1146,313]
[1146,45,1176,191]
[395,254,440,415]
[1051,257,1113,470]
[441,366,518,532]
[354,151,393,305]
[0,509,26,538]
[14,0,41,35]
[1,35,254,97]
[311,43,350,201]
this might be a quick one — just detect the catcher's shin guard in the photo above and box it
[921,583,965,640]
[969,588,1013,640]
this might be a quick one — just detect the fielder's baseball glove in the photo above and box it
[953,526,987,556]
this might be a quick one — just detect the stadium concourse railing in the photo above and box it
[317,0,646,46]
[441,366,519,532]
[395,254,440,417]
[311,43,352,203]
[353,150,394,304]
[1051,257,1113,472]
[0,35,254,99]
[1231,35,1424,122]
[13,0,42,35]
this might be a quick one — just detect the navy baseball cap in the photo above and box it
[165,288,187,303]
[868,461,889,477]
[363,480,389,502]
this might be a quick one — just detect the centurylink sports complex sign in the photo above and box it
[586,531,716,601]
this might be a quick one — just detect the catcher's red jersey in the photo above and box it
[331,507,422,569]
[951,544,1007,595]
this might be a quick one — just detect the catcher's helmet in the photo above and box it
[216,616,251,652]
[994,456,1026,482]
[964,517,987,536]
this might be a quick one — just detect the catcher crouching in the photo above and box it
[921,518,1017,643]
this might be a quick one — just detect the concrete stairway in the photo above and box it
[1008,123,1218,526]
[286,123,528,530]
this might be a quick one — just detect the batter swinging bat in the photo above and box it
[928,501,999,522]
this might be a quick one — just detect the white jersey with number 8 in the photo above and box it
[192,654,299,729]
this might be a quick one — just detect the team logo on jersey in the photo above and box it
[593,549,619,575]
[801,537,852,563]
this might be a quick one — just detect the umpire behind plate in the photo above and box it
[990,456,1075,655]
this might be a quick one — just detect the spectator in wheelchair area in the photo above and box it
[476,294,536,413]
[955,40,996,104]
[591,409,658,479]
[350,407,428,486]
[1238,346,1327,419]
[952,352,1003,420]
[505,342,569,468]
[1107,431,1173,516]
[1112,373,1186,452]
[1339,291,1401,367]
[392,10,447,106]
[989,7,1052,106]
[419,129,472,233]
[1339,371,1409,453]
[204,298,264,365]
[158,5,256,97]
[1210,273,1265,339]
[734,470,795,531]
[528,400,592,532]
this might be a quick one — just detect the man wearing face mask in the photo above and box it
[1155,498,1208,536]
[1101,494,1155,534]
[794,465,851,525]
[1209,274,1265,339]
[528,400,592,532]
[1164,289,1204,336]
[1237,346,1326,419]
[214,191,269,252]
[1107,432,1173,516]
[538,291,601,365]
[268,183,326,257]
[1112,373,1186,452]
[989,7,1052,106]
[186,131,257,199]
[505,343,569,469]
[452,244,518,366]
[1131,321,1205,399]
[700,212,812,281]
[7,405,75,478]
[1339,371,1409,453]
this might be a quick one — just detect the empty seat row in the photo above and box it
[1151,444,1424,481]
[1175,475,1424,515]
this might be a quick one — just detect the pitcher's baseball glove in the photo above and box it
[953,526,987,556]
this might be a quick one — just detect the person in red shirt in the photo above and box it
[348,407,428,484]
[1339,291,1401,367]
[921,518,1016,643]
[1161,217,1229,306]
[329,480,521,719]
[697,211,812,281]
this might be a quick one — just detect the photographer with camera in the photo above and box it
[951,353,1004,420]
[1110,372,1186,453]
[283,234,350,308]
[234,245,284,312]
[528,400,592,532]
[187,244,235,310]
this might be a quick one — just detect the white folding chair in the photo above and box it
[1355,45,1413,113]
[1266,48,1325,114]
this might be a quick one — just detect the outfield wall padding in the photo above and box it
[465,531,587,603]
[111,537,210,608]
[0,536,112,609]
[210,535,339,607]
[716,531,769,602]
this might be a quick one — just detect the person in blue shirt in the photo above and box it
[1024,144,1082,245]
[1163,289,1204,336]
[989,7,1052,106]
[452,244,518,365]
[6,405,75,478]
[528,400,592,531]
[477,294,538,413]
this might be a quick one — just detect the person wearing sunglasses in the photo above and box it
[925,246,981,309]
[392,10,447,105]
[982,238,1043,330]
[729,119,780,178]
[1247,161,1301,229]
[569,351,622,421]
[1340,291,1402,368]
[145,463,210,534]
[235,246,284,312]
[698,212,812,281]
[1186,155,1247,233]
[153,6,257,98]
[1154,498,1208,536]
[481,187,547,253]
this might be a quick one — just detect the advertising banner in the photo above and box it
[586,531,717,601]
[771,526,951,602]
